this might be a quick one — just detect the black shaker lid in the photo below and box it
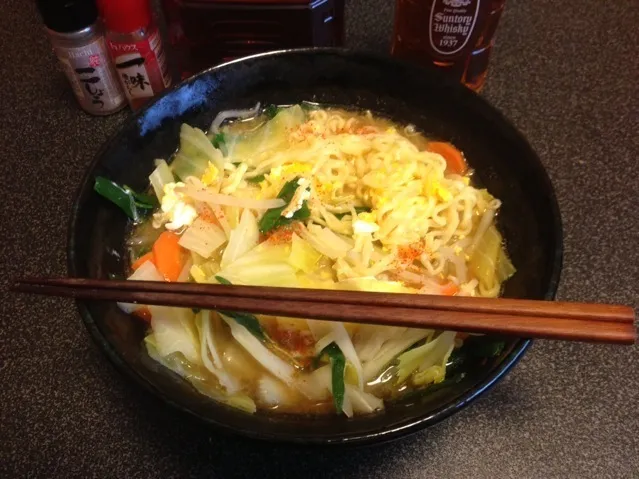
[36,0,98,33]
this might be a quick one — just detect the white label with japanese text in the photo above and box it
[113,52,155,100]
[54,37,124,113]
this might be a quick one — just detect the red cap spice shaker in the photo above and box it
[98,0,172,110]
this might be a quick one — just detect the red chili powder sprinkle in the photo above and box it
[197,205,219,225]
[397,241,425,265]
[263,225,294,244]
[269,326,315,354]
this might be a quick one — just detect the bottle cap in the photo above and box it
[97,0,152,34]
[36,0,98,33]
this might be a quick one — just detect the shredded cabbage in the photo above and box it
[190,259,221,284]
[296,364,331,401]
[469,224,502,293]
[118,261,163,314]
[257,375,292,407]
[362,328,433,382]
[330,323,364,389]
[179,184,285,210]
[178,218,227,258]
[149,159,174,201]
[288,233,322,272]
[221,315,296,386]
[148,306,200,364]
[228,105,306,164]
[496,246,516,283]
[345,384,384,415]
[217,243,297,286]
[395,331,455,383]
[220,209,259,269]
[354,325,408,363]
[299,224,351,259]
[196,311,240,393]
[172,124,224,181]
[145,336,257,413]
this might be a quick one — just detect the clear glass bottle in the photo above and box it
[392,0,507,91]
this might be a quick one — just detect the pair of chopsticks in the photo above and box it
[11,277,636,345]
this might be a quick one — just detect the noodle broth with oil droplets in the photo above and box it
[121,103,515,416]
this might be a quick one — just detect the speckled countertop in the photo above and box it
[1,0,637,477]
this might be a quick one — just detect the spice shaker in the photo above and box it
[98,0,172,111]
[36,0,126,115]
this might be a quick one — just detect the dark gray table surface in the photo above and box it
[1,0,637,477]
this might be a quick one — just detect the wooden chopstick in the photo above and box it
[11,278,636,345]
[16,277,635,323]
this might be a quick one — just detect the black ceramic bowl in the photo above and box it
[68,49,562,445]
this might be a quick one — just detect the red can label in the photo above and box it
[107,29,171,106]
[429,0,481,56]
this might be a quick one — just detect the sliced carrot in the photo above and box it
[427,141,467,175]
[152,231,185,282]
[132,306,152,323]
[131,252,155,271]
[440,281,460,296]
